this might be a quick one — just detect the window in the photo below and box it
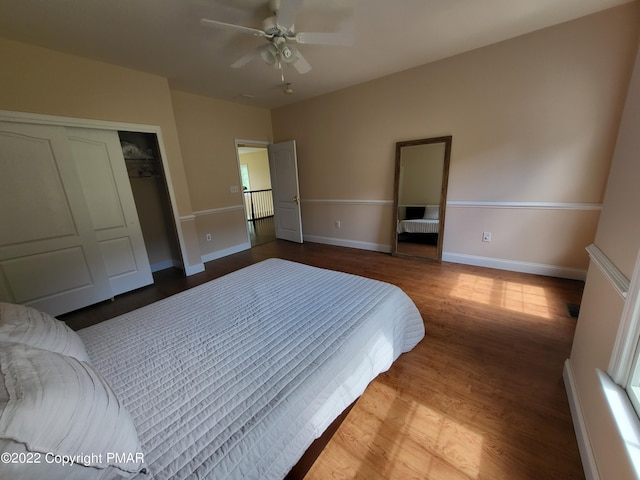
[628,351,640,416]
[606,248,640,414]
[587,247,640,476]
[622,253,640,415]
[240,164,251,191]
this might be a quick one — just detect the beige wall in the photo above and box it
[272,4,640,274]
[0,38,191,214]
[240,149,271,191]
[0,37,204,271]
[0,37,274,268]
[568,28,640,479]
[169,90,272,258]
[194,208,250,258]
[593,50,640,280]
[446,207,599,269]
[301,202,394,251]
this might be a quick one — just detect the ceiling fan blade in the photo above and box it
[230,47,263,69]
[200,18,266,38]
[292,50,311,74]
[295,30,354,46]
[276,0,303,30]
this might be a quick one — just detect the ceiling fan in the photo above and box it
[200,0,354,75]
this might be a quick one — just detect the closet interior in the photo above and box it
[118,131,182,274]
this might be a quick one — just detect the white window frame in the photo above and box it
[608,248,640,395]
[588,247,640,478]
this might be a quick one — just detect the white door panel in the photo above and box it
[0,121,113,315]
[67,128,153,296]
[99,237,138,277]
[279,208,300,231]
[69,135,126,231]
[0,131,76,245]
[2,247,96,302]
[268,140,303,243]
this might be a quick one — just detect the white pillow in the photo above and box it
[0,342,146,479]
[423,206,440,220]
[0,302,90,362]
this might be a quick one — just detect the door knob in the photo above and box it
[293,194,299,204]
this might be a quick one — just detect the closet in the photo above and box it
[119,131,181,274]
[0,121,179,316]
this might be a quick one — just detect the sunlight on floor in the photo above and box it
[372,382,483,478]
[451,273,551,319]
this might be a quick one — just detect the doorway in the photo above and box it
[236,141,275,247]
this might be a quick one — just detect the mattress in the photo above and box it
[78,258,425,480]
[397,218,440,234]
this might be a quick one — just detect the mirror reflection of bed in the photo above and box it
[393,136,451,262]
[397,205,439,258]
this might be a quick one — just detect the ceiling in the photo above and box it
[0,0,633,109]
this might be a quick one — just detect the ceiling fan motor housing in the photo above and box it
[263,16,294,37]
[262,16,279,36]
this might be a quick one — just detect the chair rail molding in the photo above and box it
[586,244,629,300]
[447,201,602,211]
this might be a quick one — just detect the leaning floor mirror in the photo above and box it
[392,136,452,262]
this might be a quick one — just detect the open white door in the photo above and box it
[268,140,303,243]
[0,122,113,315]
[67,128,153,296]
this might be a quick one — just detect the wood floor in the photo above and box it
[248,216,276,247]
[60,240,585,479]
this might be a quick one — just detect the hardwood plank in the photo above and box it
[59,240,585,479]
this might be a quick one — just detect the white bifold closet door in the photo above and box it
[0,121,152,316]
[66,127,152,296]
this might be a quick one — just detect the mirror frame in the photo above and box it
[392,135,452,262]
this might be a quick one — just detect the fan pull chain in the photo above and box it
[279,62,293,94]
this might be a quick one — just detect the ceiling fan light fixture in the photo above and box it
[280,45,298,64]
[283,83,294,95]
[202,0,355,77]
[260,43,278,65]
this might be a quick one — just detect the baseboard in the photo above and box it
[300,238,587,280]
[303,235,392,253]
[442,252,587,281]
[184,262,205,276]
[201,242,251,264]
[563,360,600,480]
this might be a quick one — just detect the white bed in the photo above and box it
[0,259,424,479]
[397,218,439,234]
[67,258,424,479]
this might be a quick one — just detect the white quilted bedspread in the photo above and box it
[78,259,425,480]
[397,218,439,234]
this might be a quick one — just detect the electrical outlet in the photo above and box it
[482,231,491,242]
[206,233,212,241]
[230,185,239,193]
[335,220,341,229]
